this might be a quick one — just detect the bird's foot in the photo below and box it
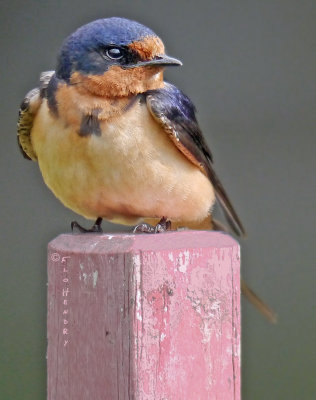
[133,217,171,234]
[155,217,171,233]
[71,217,103,233]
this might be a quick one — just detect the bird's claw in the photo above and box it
[154,217,171,232]
[71,217,103,233]
[133,223,155,234]
[133,217,171,234]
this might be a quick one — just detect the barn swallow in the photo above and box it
[17,17,276,321]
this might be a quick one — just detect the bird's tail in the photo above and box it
[241,279,277,323]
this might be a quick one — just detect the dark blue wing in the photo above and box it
[145,82,245,236]
[17,71,55,160]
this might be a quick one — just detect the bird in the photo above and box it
[17,17,276,322]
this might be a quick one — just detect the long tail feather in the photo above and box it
[241,279,277,323]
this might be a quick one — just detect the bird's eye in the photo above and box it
[105,47,124,60]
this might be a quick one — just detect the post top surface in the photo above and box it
[48,230,239,254]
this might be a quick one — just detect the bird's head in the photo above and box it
[56,17,182,97]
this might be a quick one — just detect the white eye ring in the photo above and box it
[105,48,123,60]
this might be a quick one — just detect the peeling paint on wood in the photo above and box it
[47,231,240,399]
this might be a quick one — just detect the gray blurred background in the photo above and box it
[0,0,315,399]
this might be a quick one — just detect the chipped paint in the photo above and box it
[178,250,190,273]
[82,272,88,284]
[92,270,98,288]
[133,254,143,322]
[136,289,143,321]
[201,320,212,344]
[78,262,98,289]
[160,333,166,342]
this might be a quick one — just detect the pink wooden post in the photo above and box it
[47,231,240,400]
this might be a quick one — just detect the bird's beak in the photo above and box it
[125,55,183,69]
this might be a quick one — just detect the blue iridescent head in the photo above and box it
[56,17,181,82]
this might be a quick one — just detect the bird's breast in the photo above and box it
[31,97,215,224]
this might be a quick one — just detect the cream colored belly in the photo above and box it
[31,101,215,224]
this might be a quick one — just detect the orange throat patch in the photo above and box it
[70,66,164,98]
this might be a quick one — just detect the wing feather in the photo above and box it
[17,71,55,160]
[146,82,245,236]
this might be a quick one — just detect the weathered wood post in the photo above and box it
[47,231,240,400]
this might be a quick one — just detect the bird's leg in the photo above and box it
[91,217,103,232]
[133,217,171,234]
[71,217,103,233]
[154,217,171,233]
